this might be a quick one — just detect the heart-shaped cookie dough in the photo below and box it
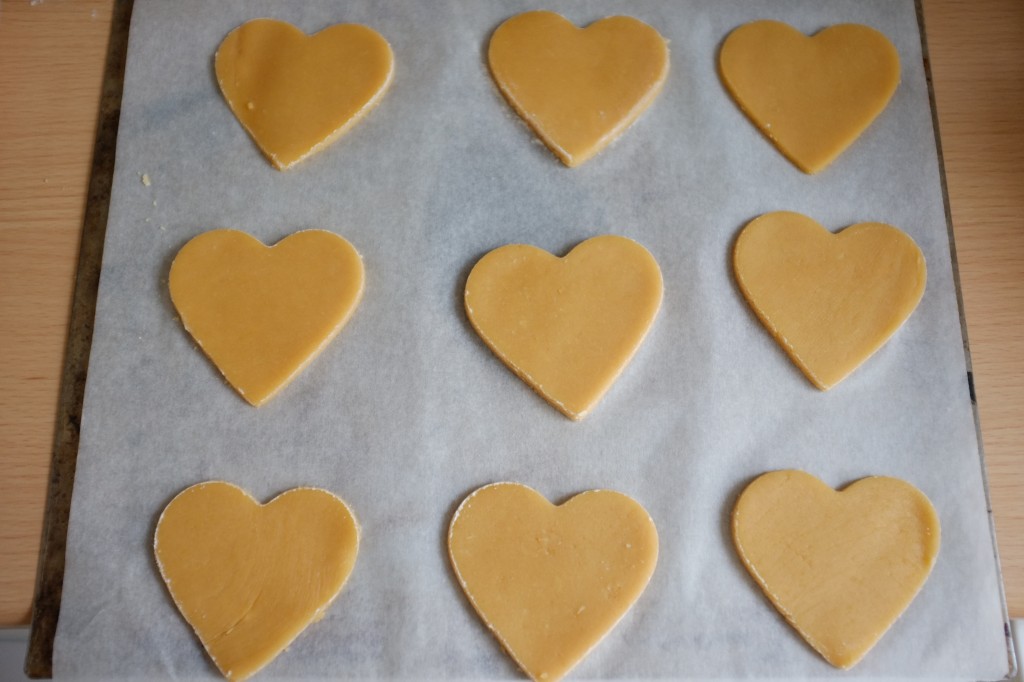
[449,483,658,682]
[154,481,360,681]
[719,20,900,173]
[215,19,393,170]
[488,11,669,167]
[732,470,940,669]
[169,229,364,406]
[733,211,926,390]
[465,235,662,419]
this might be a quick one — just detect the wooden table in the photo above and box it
[1,0,1021,629]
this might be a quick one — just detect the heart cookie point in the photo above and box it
[488,11,669,167]
[215,19,394,170]
[719,21,900,173]
[154,481,360,681]
[169,229,365,406]
[733,212,925,390]
[449,483,658,681]
[465,235,663,419]
[732,470,940,669]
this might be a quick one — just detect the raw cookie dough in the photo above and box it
[448,482,658,682]
[169,229,364,406]
[733,211,925,390]
[488,11,669,167]
[465,235,663,419]
[215,19,393,170]
[719,20,900,174]
[154,482,360,681]
[732,470,940,669]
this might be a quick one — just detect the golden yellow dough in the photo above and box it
[719,20,900,174]
[733,211,925,390]
[448,483,658,682]
[154,482,360,681]
[488,11,669,167]
[464,235,663,420]
[169,229,364,406]
[732,470,940,669]
[215,19,393,170]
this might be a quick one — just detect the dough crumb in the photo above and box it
[141,173,152,187]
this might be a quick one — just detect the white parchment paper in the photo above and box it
[53,1,1012,679]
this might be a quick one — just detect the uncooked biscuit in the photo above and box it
[488,11,669,167]
[719,20,899,173]
[215,19,393,169]
[154,481,360,681]
[465,235,662,419]
[732,470,940,668]
[449,482,658,681]
[733,211,925,389]
[169,229,364,406]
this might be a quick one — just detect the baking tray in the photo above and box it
[27,0,1015,679]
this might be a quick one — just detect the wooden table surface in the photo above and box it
[1,0,1021,629]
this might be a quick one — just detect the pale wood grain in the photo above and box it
[0,0,113,625]
[922,0,1024,616]
[0,0,1020,629]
